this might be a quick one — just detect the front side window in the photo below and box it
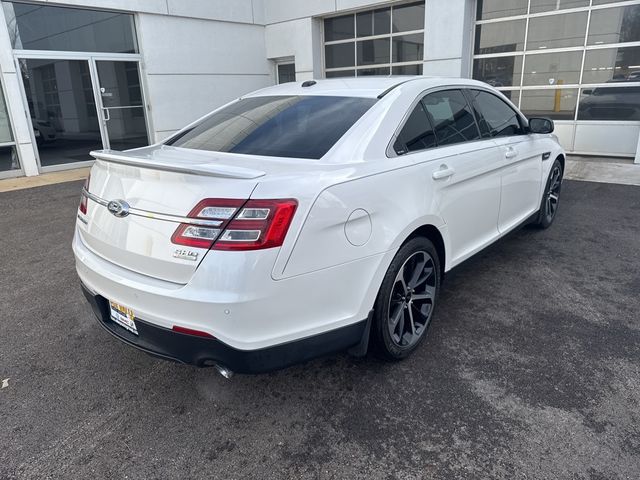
[422,90,480,146]
[467,89,524,138]
[393,102,436,155]
[166,96,376,160]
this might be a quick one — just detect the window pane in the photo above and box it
[578,86,640,120]
[167,96,377,160]
[588,5,640,46]
[529,0,589,14]
[0,145,19,172]
[324,14,354,41]
[394,102,435,154]
[467,89,524,138]
[95,61,143,108]
[325,70,355,78]
[526,12,588,50]
[356,8,390,37]
[357,66,390,76]
[474,20,526,54]
[277,63,296,84]
[20,58,103,166]
[476,0,528,20]
[522,51,582,86]
[357,38,390,66]
[582,46,640,84]
[2,2,137,53]
[473,56,522,87]
[520,88,578,119]
[422,90,480,145]
[0,86,13,143]
[325,43,355,68]
[392,2,425,33]
[392,33,423,63]
[392,64,423,75]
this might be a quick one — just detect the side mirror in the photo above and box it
[528,117,554,134]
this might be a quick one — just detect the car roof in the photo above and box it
[244,76,492,99]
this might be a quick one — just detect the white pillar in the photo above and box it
[423,0,475,77]
[0,5,39,176]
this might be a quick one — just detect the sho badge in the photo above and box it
[173,249,198,261]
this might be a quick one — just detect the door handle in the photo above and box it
[505,147,517,159]
[432,165,455,180]
[102,108,110,122]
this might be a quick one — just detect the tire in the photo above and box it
[371,236,441,360]
[532,158,563,229]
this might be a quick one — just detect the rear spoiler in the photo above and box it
[89,150,265,180]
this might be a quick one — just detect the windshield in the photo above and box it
[166,95,377,160]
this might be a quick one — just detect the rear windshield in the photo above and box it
[166,95,377,160]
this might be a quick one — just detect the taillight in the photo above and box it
[171,198,298,251]
[79,174,90,214]
[171,199,244,249]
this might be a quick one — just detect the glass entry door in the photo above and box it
[19,58,103,167]
[95,60,149,151]
[18,56,149,169]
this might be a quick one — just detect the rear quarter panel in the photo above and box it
[275,159,447,279]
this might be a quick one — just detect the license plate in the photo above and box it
[109,300,138,335]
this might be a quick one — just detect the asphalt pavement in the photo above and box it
[1,179,639,479]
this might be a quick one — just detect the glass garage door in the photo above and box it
[473,0,640,157]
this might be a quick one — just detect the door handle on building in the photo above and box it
[432,165,455,180]
[102,108,110,122]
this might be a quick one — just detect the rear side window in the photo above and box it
[422,90,481,146]
[393,102,436,155]
[467,89,524,137]
[166,96,377,159]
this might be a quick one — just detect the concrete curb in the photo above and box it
[564,159,640,187]
[0,168,90,193]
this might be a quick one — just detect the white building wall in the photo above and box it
[136,13,272,141]
[263,0,476,81]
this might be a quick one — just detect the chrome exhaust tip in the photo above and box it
[214,363,233,379]
[201,359,234,378]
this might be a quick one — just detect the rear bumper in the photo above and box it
[81,284,367,373]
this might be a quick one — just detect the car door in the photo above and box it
[466,89,543,233]
[392,88,502,267]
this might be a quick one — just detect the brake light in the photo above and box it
[79,174,90,214]
[171,198,298,251]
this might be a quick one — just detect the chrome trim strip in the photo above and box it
[81,188,223,227]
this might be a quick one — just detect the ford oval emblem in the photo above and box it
[107,199,130,218]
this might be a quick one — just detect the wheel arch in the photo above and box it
[403,224,446,279]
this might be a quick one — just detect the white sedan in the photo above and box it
[74,77,564,375]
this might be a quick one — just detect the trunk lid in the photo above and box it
[78,146,262,284]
